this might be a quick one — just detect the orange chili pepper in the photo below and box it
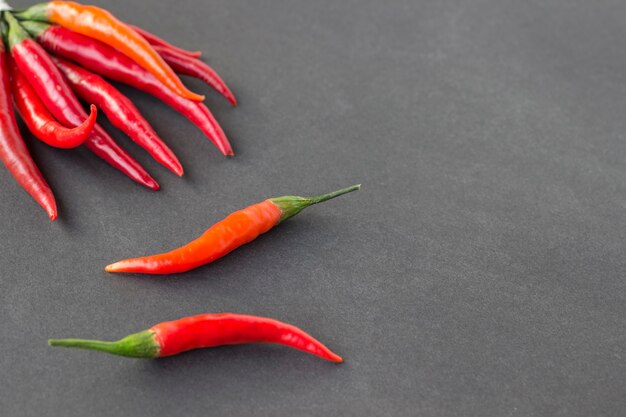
[15,1,204,102]
[105,185,361,275]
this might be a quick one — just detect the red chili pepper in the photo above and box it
[5,14,159,190]
[53,57,183,176]
[105,185,360,275]
[15,1,204,102]
[48,313,343,362]
[0,39,56,219]
[22,22,233,156]
[10,59,96,149]
[129,24,201,58]
[154,45,237,107]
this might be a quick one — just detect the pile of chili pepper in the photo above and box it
[0,1,237,219]
[0,2,360,366]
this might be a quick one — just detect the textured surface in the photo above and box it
[1,0,625,416]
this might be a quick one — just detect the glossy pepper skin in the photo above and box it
[5,13,159,190]
[0,39,56,220]
[11,60,96,149]
[106,185,360,275]
[22,22,233,156]
[154,45,237,107]
[49,313,343,362]
[54,57,183,176]
[129,24,201,58]
[15,1,204,101]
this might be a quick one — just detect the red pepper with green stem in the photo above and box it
[129,24,201,58]
[5,13,159,190]
[0,37,56,219]
[21,22,233,156]
[15,1,204,102]
[154,45,237,107]
[53,57,183,176]
[49,313,343,362]
[10,59,96,149]
[106,185,360,275]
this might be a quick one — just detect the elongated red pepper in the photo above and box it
[154,45,237,106]
[106,185,360,275]
[53,57,183,176]
[129,24,201,58]
[22,22,233,156]
[15,1,204,101]
[0,39,56,219]
[5,13,159,189]
[10,59,96,149]
[48,313,343,362]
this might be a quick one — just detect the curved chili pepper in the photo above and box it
[53,57,183,176]
[15,1,204,101]
[0,39,56,219]
[5,13,159,190]
[105,185,360,275]
[129,24,201,58]
[10,60,96,149]
[154,45,237,106]
[22,22,233,156]
[49,313,343,362]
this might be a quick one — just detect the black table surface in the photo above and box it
[2,0,625,416]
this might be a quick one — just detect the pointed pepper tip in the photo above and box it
[48,209,58,221]
[186,91,205,102]
[146,180,160,191]
[331,354,344,363]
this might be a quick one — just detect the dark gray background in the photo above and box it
[1,0,624,415]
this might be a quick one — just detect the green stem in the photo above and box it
[308,184,361,204]
[12,3,48,22]
[49,339,123,353]
[18,20,49,38]
[48,330,159,358]
[3,11,30,50]
[271,184,361,222]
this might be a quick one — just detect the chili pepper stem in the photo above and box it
[4,11,28,49]
[16,20,46,37]
[49,330,158,358]
[13,3,45,20]
[271,184,361,223]
[308,184,361,204]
